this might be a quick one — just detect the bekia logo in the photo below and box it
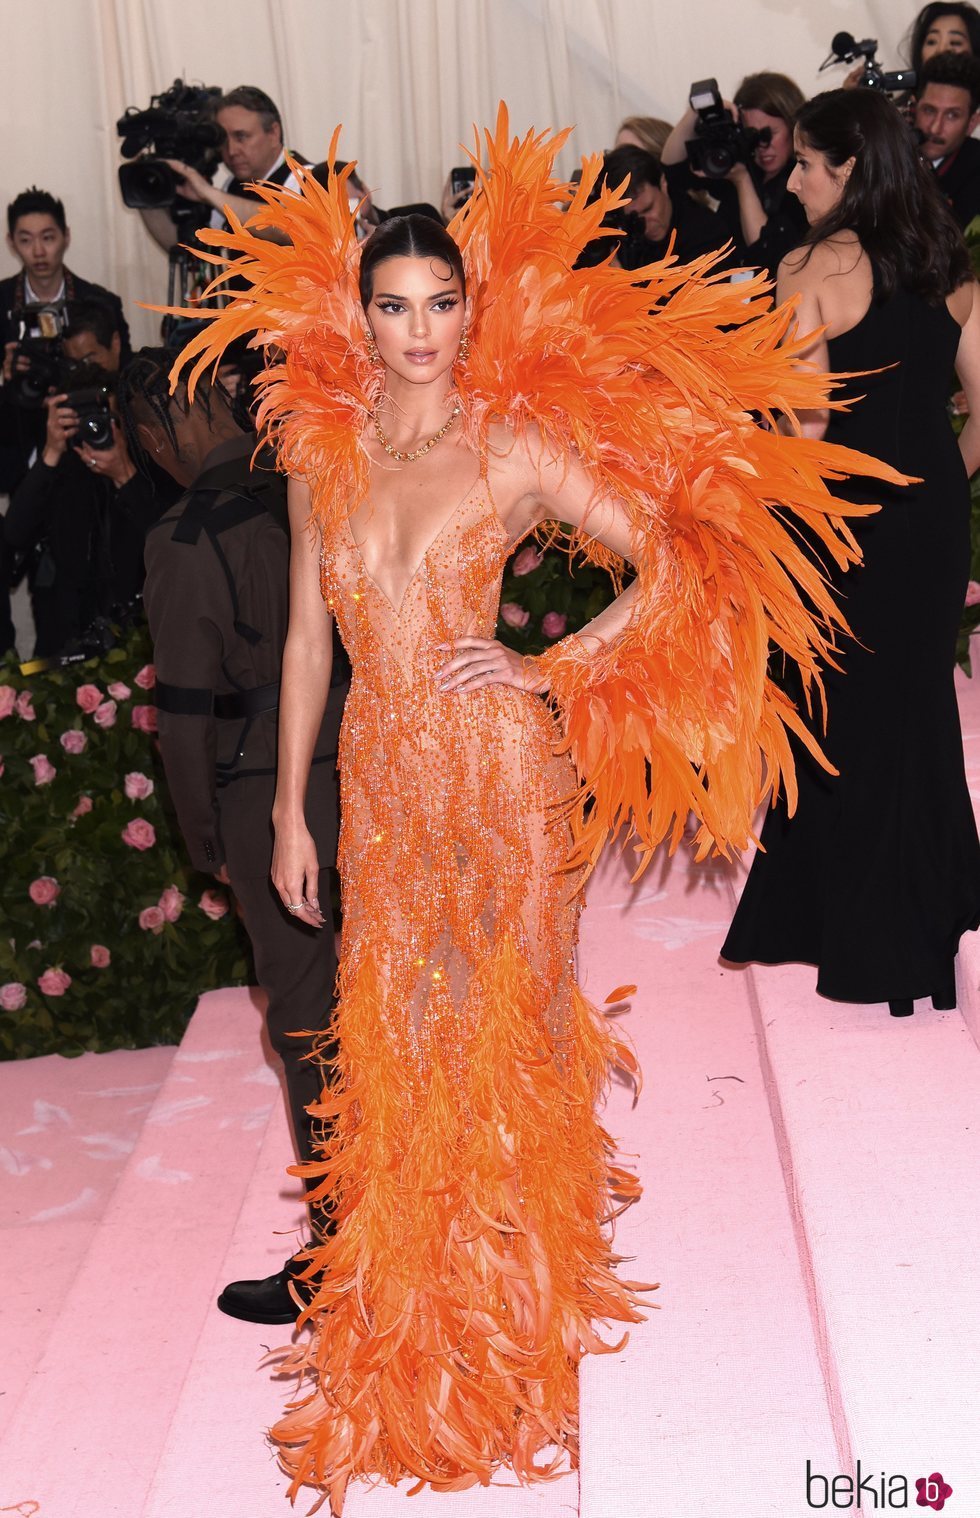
[806,1461,953,1509]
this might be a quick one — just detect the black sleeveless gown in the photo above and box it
[722,277,980,1003]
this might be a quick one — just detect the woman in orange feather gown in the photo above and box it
[171,111,903,1511]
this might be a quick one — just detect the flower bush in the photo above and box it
[495,538,620,656]
[0,623,251,1060]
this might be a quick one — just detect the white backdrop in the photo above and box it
[3,0,910,343]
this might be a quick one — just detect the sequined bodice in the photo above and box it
[320,487,512,699]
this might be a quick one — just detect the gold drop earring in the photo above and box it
[365,330,380,362]
[457,330,471,363]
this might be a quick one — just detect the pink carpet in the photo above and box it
[3,672,980,1516]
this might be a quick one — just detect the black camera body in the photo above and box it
[827,33,917,93]
[7,301,68,408]
[685,78,771,178]
[63,382,114,452]
[117,78,224,210]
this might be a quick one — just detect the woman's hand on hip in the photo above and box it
[435,637,546,694]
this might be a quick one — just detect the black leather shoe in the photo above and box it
[217,1252,313,1324]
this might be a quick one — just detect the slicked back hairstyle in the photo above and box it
[795,88,972,302]
[7,187,67,236]
[358,214,466,310]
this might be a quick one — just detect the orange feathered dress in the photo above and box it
[172,109,903,1512]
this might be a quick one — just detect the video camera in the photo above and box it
[823,33,917,93]
[6,302,114,446]
[685,79,772,177]
[116,78,224,211]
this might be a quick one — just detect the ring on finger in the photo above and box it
[285,902,304,911]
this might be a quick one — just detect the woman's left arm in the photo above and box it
[436,440,637,695]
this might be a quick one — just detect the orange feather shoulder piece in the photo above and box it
[167,105,905,873]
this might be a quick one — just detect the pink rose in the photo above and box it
[29,876,60,907]
[90,944,111,968]
[60,728,88,755]
[131,704,158,734]
[138,905,166,934]
[15,691,35,721]
[199,889,229,920]
[0,982,27,1011]
[29,754,56,786]
[93,700,117,729]
[0,685,16,720]
[512,546,543,577]
[541,611,568,640]
[499,602,531,629]
[76,684,104,714]
[966,581,980,608]
[107,681,131,701]
[122,818,156,851]
[159,884,185,923]
[134,664,156,690]
[38,968,71,997]
[124,771,155,801]
[72,794,93,818]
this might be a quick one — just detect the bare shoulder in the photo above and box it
[484,421,570,537]
[779,233,864,289]
[946,277,977,329]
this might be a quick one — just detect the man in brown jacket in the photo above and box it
[121,349,349,1323]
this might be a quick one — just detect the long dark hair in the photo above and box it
[358,214,465,309]
[795,89,972,302]
[907,2,980,69]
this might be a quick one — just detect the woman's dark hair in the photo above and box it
[907,3,980,70]
[358,214,465,309]
[795,89,972,302]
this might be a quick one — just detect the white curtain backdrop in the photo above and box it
[2,0,916,342]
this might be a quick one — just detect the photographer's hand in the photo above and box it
[2,341,16,386]
[164,159,216,206]
[77,419,136,487]
[42,393,78,468]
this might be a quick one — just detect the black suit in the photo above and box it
[143,432,349,1224]
[932,137,980,232]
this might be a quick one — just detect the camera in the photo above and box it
[825,33,917,93]
[116,78,224,211]
[685,78,771,177]
[63,382,114,452]
[6,301,67,408]
[450,165,477,200]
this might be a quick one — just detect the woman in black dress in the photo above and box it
[722,88,980,1016]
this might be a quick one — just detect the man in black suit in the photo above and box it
[137,85,308,252]
[122,348,348,1323]
[915,51,980,231]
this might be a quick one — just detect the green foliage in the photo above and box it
[0,623,252,1060]
[494,538,619,654]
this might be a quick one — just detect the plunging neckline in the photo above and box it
[345,473,502,617]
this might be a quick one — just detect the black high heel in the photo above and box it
[889,998,914,1017]
[930,963,957,1011]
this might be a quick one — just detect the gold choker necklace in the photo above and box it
[373,405,461,462]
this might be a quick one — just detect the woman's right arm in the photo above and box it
[270,474,333,928]
[951,280,980,478]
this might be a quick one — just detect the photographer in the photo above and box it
[588,144,734,271]
[138,86,307,252]
[914,50,980,227]
[1,188,130,495]
[3,302,176,658]
[908,3,980,71]
[660,72,809,280]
